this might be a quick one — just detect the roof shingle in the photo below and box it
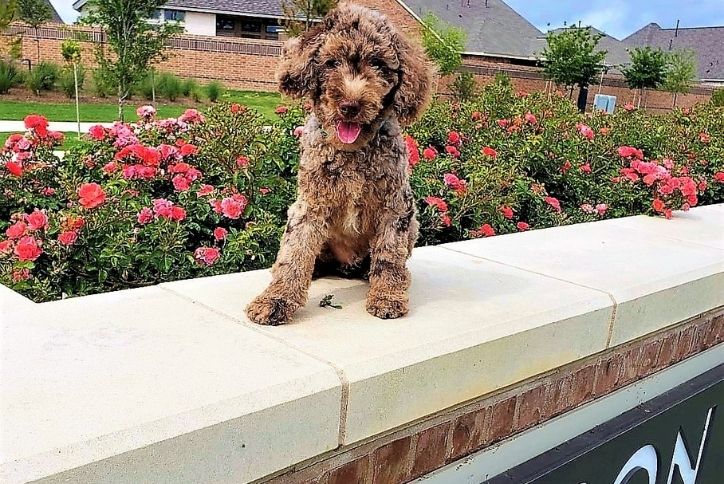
[624,23,724,81]
[164,0,284,18]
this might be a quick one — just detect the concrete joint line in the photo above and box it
[158,285,352,446]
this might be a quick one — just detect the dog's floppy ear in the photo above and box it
[276,26,326,99]
[392,33,435,126]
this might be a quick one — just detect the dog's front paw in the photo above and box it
[246,294,298,326]
[366,292,409,320]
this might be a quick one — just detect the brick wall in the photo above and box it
[262,308,723,483]
[4,18,715,108]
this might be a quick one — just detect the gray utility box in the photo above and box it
[594,94,617,114]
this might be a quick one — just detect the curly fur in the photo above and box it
[246,3,433,325]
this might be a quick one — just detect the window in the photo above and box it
[216,16,236,36]
[164,10,185,22]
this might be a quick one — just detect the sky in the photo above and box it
[505,0,724,39]
[51,0,724,39]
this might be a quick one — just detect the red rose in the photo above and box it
[213,227,228,241]
[0,239,12,254]
[197,184,215,196]
[179,144,198,157]
[14,236,42,261]
[424,196,448,212]
[517,221,530,232]
[652,199,665,212]
[194,246,220,266]
[24,114,49,137]
[447,131,461,146]
[480,223,496,237]
[220,196,246,219]
[422,147,437,160]
[58,231,78,246]
[544,196,562,212]
[6,161,23,177]
[77,183,106,209]
[88,125,105,141]
[137,207,154,224]
[275,105,288,115]
[499,206,514,219]
[25,210,48,231]
[524,112,537,124]
[482,146,497,159]
[6,221,27,239]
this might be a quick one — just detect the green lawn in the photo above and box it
[0,90,282,122]
[1,132,83,151]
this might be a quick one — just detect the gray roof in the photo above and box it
[163,0,284,18]
[44,0,63,23]
[623,23,724,81]
[400,0,542,58]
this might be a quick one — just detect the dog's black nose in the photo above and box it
[339,101,361,117]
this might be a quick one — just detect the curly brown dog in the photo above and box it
[246,3,433,325]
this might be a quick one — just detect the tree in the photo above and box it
[0,0,22,59]
[622,47,667,107]
[17,0,51,62]
[61,39,82,136]
[663,49,697,108]
[83,0,181,120]
[281,0,337,37]
[421,13,466,76]
[541,27,607,112]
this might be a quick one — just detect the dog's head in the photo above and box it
[277,3,433,150]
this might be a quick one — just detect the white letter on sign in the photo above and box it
[666,407,714,484]
[613,445,658,484]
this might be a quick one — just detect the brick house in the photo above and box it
[624,23,724,85]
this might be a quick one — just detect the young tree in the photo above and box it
[0,0,22,59]
[17,0,51,62]
[541,27,607,112]
[663,49,697,108]
[421,13,466,76]
[83,0,181,120]
[61,39,82,136]
[282,0,337,37]
[622,47,667,107]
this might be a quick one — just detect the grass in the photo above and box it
[0,132,83,151]
[0,90,282,122]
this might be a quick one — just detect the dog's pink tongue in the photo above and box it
[336,122,362,144]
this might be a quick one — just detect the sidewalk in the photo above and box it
[0,120,114,132]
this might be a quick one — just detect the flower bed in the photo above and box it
[2,79,723,302]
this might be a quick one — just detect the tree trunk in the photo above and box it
[118,85,125,122]
[74,63,81,138]
[35,27,40,62]
[576,85,588,113]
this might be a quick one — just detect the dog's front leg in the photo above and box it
[246,203,328,325]
[366,218,413,320]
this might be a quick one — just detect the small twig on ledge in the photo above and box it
[319,294,342,309]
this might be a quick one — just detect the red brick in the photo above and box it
[571,365,596,406]
[488,396,517,444]
[674,326,697,362]
[516,385,547,430]
[703,315,723,348]
[637,340,662,377]
[326,456,370,484]
[694,321,712,351]
[620,346,643,385]
[372,436,412,484]
[594,353,623,395]
[410,422,450,479]
[544,374,573,417]
[449,407,489,461]
[654,333,677,370]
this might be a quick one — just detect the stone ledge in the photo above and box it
[1,204,722,483]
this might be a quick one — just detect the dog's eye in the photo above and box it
[325,59,339,69]
[370,59,388,71]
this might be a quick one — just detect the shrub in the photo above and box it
[712,88,724,107]
[205,81,223,102]
[25,61,59,94]
[0,59,19,94]
[91,68,114,98]
[157,72,183,101]
[1,80,722,302]
[451,71,477,102]
[136,71,155,100]
[182,78,198,97]
[59,65,85,98]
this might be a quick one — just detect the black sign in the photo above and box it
[488,365,723,484]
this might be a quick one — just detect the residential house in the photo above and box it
[72,0,288,40]
[624,23,724,85]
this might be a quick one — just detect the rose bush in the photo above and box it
[2,78,722,302]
